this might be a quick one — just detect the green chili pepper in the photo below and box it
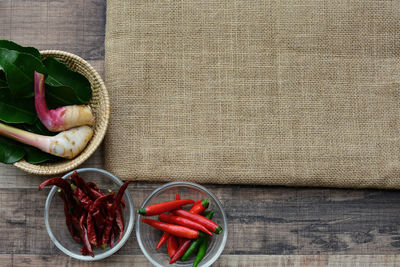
[193,237,208,267]
[181,211,214,261]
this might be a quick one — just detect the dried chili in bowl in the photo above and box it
[39,172,132,257]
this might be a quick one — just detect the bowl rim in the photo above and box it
[44,168,134,261]
[136,181,228,267]
[14,50,110,175]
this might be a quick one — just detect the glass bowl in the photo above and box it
[44,168,134,261]
[136,182,228,267]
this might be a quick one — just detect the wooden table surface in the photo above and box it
[1,1,400,266]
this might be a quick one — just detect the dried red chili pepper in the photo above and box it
[138,199,195,216]
[87,181,100,191]
[79,214,94,257]
[170,239,192,264]
[87,211,97,246]
[72,171,103,200]
[71,184,93,211]
[109,190,126,209]
[38,177,72,195]
[38,177,74,205]
[110,230,115,249]
[101,208,113,248]
[93,209,105,232]
[115,207,124,242]
[71,215,81,233]
[111,224,119,248]
[80,247,89,256]
[88,187,104,200]
[58,190,81,243]
[90,193,114,212]
[111,180,132,212]
[102,180,132,247]
[72,203,85,219]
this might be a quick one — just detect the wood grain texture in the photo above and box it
[1,255,400,267]
[1,187,400,256]
[0,0,400,266]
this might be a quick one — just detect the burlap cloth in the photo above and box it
[105,0,400,189]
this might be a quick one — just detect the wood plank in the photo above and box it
[2,254,400,267]
[0,0,400,264]
[0,0,105,189]
[0,0,105,60]
[1,187,400,255]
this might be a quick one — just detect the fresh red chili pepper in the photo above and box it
[167,235,178,258]
[189,199,209,214]
[79,214,94,257]
[177,237,183,246]
[87,211,97,246]
[156,232,170,250]
[155,191,181,250]
[58,190,81,243]
[141,218,199,239]
[115,207,124,242]
[172,209,222,234]
[159,213,213,236]
[138,199,195,216]
[154,192,181,250]
[170,239,192,264]
[71,184,93,211]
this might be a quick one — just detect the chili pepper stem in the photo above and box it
[138,208,146,215]
[202,199,209,209]
[215,226,223,234]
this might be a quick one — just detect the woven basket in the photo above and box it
[13,50,109,175]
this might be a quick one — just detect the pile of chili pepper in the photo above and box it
[139,193,222,266]
[39,171,132,257]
